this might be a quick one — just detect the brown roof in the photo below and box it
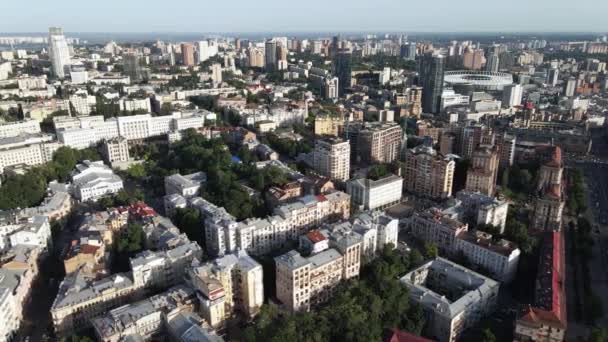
[306,230,327,243]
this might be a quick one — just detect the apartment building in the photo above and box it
[0,134,61,174]
[91,286,196,342]
[314,116,342,136]
[444,190,509,233]
[313,137,350,182]
[407,208,520,282]
[130,242,202,290]
[186,251,263,327]
[346,174,403,211]
[0,120,41,139]
[101,137,130,165]
[191,191,350,257]
[71,160,124,202]
[465,146,499,197]
[119,97,152,113]
[531,147,565,231]
[0,246,41,342]
[51,272,141,335]
[343,121,402,164]
[402,145,455,199]
[400,258,499,342]
[56,112,205,149]
[275,227,361,312]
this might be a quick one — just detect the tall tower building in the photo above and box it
[211,63,223,85]
[402,145,455,199]
[264,40,277,71]
[502,84,523,108]
[48,27,71,79]
[400,42,417,61]
[547,68,559,87]
[123,53,143,83]
[419,53,445,114]
[564,77,576,97]
[485,52,500,73]
[334,51,352,97]
[313,138,351,182]
[248,48,265,68]
[181,43,195,66]
[197,41,209,63]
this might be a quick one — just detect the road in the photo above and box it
[15,209,86,341]
[578,162,608,327]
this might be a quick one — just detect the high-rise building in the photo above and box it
[343,122,402,164]
[419,53,445,114]
[211,63,222,85]
[532,147,565,231]
[248,48,265,68]
[400,42,416,61]
[197,41,209,63]
[181,43,195,66]
[264,40,277,71]
[502,84,523,108]
[123,53,143,83]
[485,52,500,72]
[324,77,339,100]
[402,145,455,199]
[407,86,423,118]
[313,138,351,182]
[48,27,71,79]
[547,68,559,87]
[564,77,576,97]
[463,48,485,70]
[334,51,352,97]
[465,146,499,197]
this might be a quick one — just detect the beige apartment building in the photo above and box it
[313,137,350,182]
[344,122,402,164]
[275,228,361,312]
[402,145,455,199]
[465,146,499,197]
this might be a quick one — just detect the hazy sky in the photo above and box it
[1,0,607,33]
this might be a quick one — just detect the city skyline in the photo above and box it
[2,0,608,33]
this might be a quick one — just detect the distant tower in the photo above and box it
[419,53,445,114]
[123,53,143,83]
[181,43,195,66]
[48,27,71,79]
[264,40,277,71]
[334,50,352,97]
[485,52,500,73]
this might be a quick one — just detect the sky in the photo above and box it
[1,0,607,33]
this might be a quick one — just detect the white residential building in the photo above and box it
[502,84,523,108]
[0,134,61,174]
[71,160,124,202]
[119,97,151,113]
[130,242,203,290]
[0,120,41,139]
[101,137,130,164]
[48,27,71,79]
[313,138,350,182]
[346,174,403,211]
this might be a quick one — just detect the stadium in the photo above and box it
[444,70,513,91]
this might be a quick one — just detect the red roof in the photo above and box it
[306,230,327,243]
[384,329,434,342]
[316,194,328,202]
[532,232,566,329]
[544,146,562,167]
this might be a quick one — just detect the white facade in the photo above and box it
[313,138,350,182]
[0,120,41,139]
[502,84,523,108]
[346,175,403,211]
[48,27,71,79]
[119,98,151,113]
[71,160,124,202]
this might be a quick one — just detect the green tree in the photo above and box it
[423,242,438,259]
[481,328,497,342]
